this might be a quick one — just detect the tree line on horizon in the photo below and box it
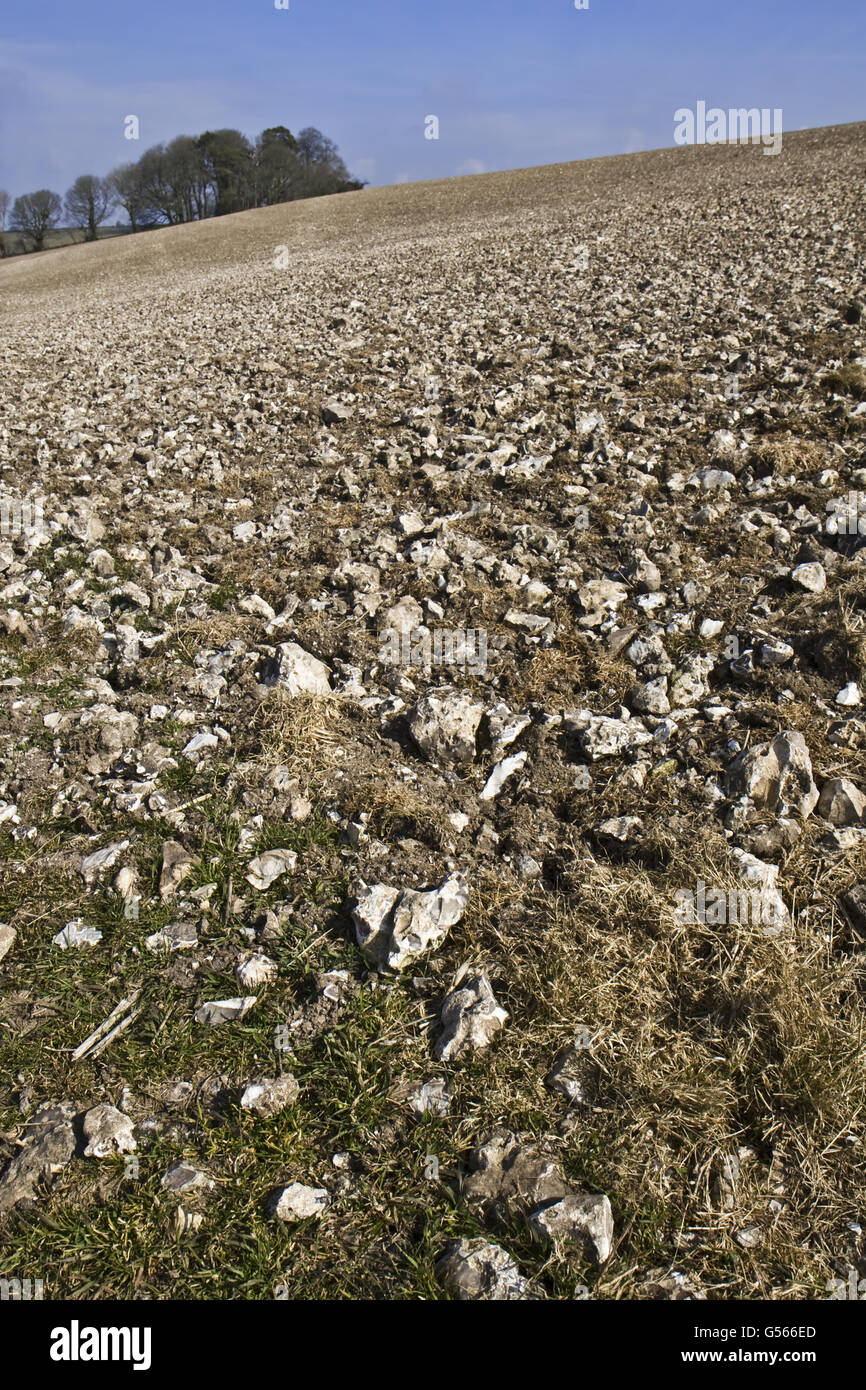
[0,124,365,255]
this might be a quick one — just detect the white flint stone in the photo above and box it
[353,873,468,971]
[272,1183,331,1221]
[435,970,508,1061]
[245,848,298,891]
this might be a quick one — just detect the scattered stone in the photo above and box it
[182,731,219,759]
[407,1078,451,1117]
[567,710,653,760]
[174,1206,204,1236]
[321,399,352,425]
[818,778,866,825]
[4,118,865,1301]
[790,562,826,593]
[436,1239,538,1300]
[758,639,794,667]
[161,1162,214,1193]
[79,840,130,885]
[463,1129,614,1263]
[486,704,531,758]
[352,872,468,971]
[245,848,298,891]
[0,923,16,963]
[596,815,643,844]
[529,1193,614,1264]
[463,1130,569,1212]
[159,840,196,901]
[669,655,714,708]
[479,750,528,801]
[195,996,257,1027]
[236,954,278,989]
[729,848,791,932]
[408,690,484,766]
[688,467,736,493]
[712,1153,740,1212]
[578,578,628,627]
[724,731,819,818]
[271,1183,331,1221]
[743,819,801,858]
[434,969,508,1060]
[516,854,542,879]
[240,1075,300,1117]
[735,1225,763,1249]
[637,1268,707,1300]
[0,1102,77,1221]
[547,1043,595,1105]
[53,921,102,949]
[145,921,198,952]
[629,677,670,715]
[263,641,331,697]
[82,1104,136,1158]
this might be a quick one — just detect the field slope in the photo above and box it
[1,122,865,1301]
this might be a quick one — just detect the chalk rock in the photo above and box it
[434,970,508,1061]
[53,921,102,949]
[0,1102,77,1221]
[240,1075,300,1117]
[352,873,468,971]
[479,751,527,801]
[729,849,791,933]
[529,1193,614,1264]
[790,562,826,593]
[80,840,130,885]
[566,709,652,760]
[245,849,297,891]
[195,996,257,1027]
[817,778,866,826]
[321,399,352,425]
[629,677,670,715]
[263,642,331,697]
[407,1078,451,1117]
[159,840,196,900]
[408,689,484,766]
[464,1130,569,1214]
[724,731,819,818]
[437,1239,538,1301]
[271,1183,331,1222]
[669,654,714,708]
[161,1162,214,1193]
[547,1043,594,1105]
[236,954,278,989]
[145,921,198,952]
[82,1104,136,1158]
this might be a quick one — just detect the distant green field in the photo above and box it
[0,225,133,258]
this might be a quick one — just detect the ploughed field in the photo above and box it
[1,122,865,1301]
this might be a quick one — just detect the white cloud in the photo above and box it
[456,157,486,176]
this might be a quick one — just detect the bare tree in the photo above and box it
[294,127,353,197]
[65,175,115,242]
[165,136,213,221]
[198,129,254,215]
[9,189,62,251]
[0,190,10,256]
[107,163,152,232]
[136,144,181,225]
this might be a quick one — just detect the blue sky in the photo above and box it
[0,0,863,201]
